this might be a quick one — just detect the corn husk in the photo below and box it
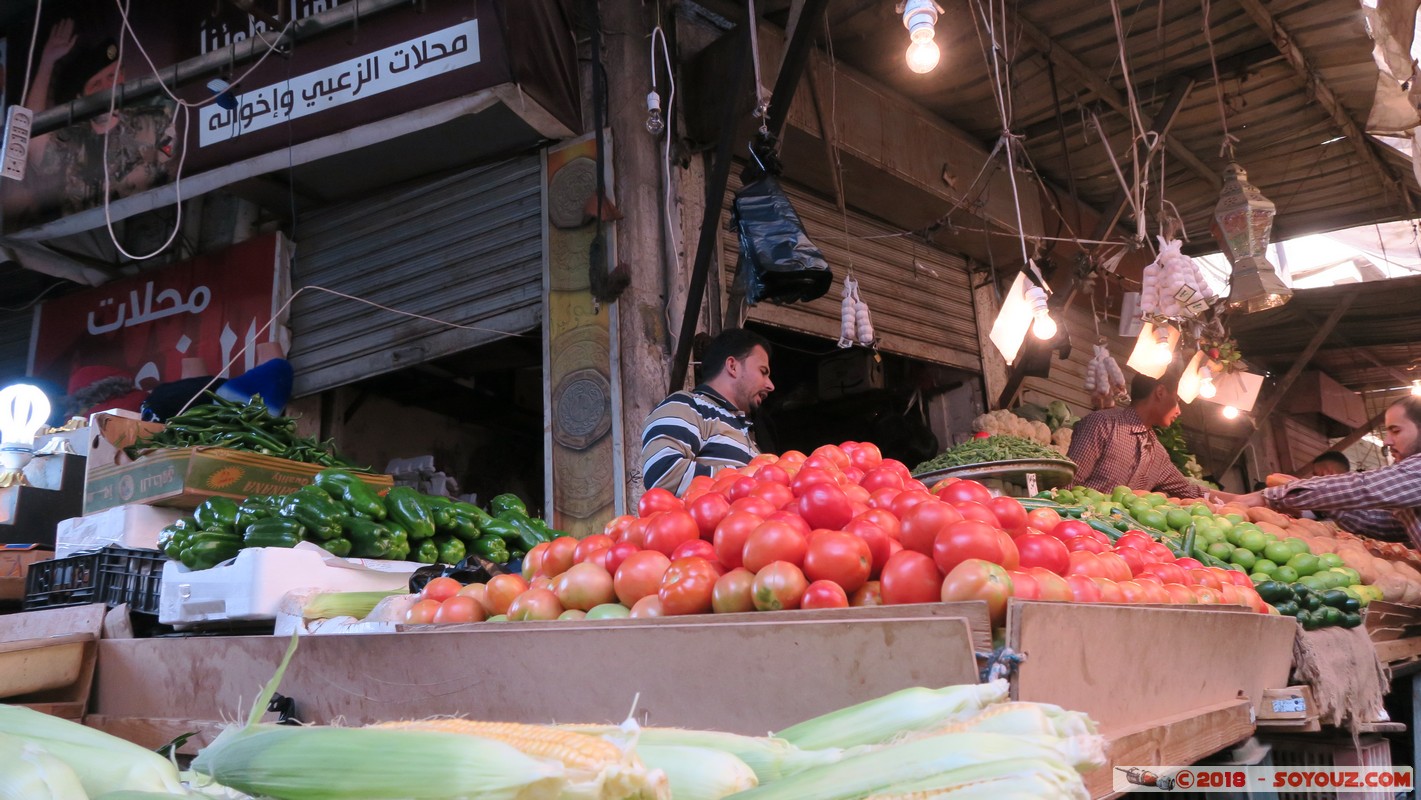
[566,726,843,783]
[0,706,184,797]
[773,680,1009,750]
[636,745,756,800]
[0,731,89,800]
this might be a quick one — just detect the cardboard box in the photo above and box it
[0,545,55,601]
[55,506,188,558]
[82,412,391,515]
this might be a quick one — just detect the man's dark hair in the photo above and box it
[1394,396,1421,429]
[702,328,771,381]
[1312,450,1350,472]
[1129,370,1179,404]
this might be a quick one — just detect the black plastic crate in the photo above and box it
[97,546,166,615]
[23,551,104,610]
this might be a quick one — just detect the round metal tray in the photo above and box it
[913,458,1078,489]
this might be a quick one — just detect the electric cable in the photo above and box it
[18,0,44,108]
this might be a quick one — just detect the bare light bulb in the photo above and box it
[0,383,51,471]
[1031,309,1057,340]
[645,91,665,136]
[1151,328,1174,366]
[1198,377,1217,399]
[1412,380,1421,397]
[905,38,940,73]
[1221,405,1240,420]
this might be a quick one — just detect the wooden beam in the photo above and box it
[1222,288,1359,471]
[1234,0,1414,209]
[1330,409,1388,454]
[1010,12,1222,190]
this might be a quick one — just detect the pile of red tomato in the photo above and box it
[446,442,1270,626]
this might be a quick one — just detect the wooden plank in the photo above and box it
[1088,699,1255,799]
[1374,637,1421,665]
[95,617,979,735]
[1007,601,1295,733]
[86,715,226,756]
[0,604,105,720]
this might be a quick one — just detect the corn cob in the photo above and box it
[0,705,185,797]
[900,702,1097,741]
[774,680,1009,750]
[0,731,89,800]
[563,725,844,783]
[636,745,757,800]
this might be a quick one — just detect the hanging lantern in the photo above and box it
[1210,162,1291,313]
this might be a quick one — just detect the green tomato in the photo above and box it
[585,603,631,620]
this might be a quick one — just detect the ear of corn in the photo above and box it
[896,703,1098,746]
[190,723,566,800]
[0,705,185,797]
[563,725,844,783]
[0,731,89,800]
[636,745,757,800]
[301,590,400,620]
[773,680,1009,750]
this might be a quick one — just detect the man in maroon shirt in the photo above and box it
[1067,371,1204,498]
[1216,397,1421,547]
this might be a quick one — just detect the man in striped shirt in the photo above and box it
[1067,371,1205,498]
[640,329,775,495]
[1217,397,1421,548]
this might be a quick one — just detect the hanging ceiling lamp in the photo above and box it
[1211,162,1292,313]
[900,0,942,74]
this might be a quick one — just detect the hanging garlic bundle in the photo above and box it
[1140,237,1214,318]
[1083,344,1127,403]
[837,275,875,348]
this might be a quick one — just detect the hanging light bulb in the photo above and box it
[1412,380,1421,397]
[1199,376,1218,399]
[0,383,51,470]
[902,0,941,73]
[1024,285,1056,340]
[1152,327,1174,366]
[1221,405,1240,420]
[645,91,665,136]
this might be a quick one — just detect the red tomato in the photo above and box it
[1095,552,1133,582]
[529,575,555,592]
[685,475,715,496]
[523,542,549,580]
[899,500,963,555]
[1028,568,1073,601]
[622,517,650,549]
[1015,533,1070,575]
[638,488,682,517]
[422,576,463,603]
[742,521,810,572]
[855,508,902,540]
[1163,583,1198,604]
[573,534,614,566]
[629,594,665,617]
[988,497,1029,536]
[1188,569,1223,590]
[802,580,850,609]
[841,467,865,486]
[812,444,851,470]
[1114,532,1154,551]
[613,550,672,606]
[952,501,1001,528]
[868,488,902,510]
[766,510,812,536]
[940,559,1014,626]
[1051,520,1094,541]
[802,531,872,593]
[880,551,942,605]
[890,490,935,519]
[671,538,718,563]
[713,511,764,570]
[603,515,635,540]
[405,598,442,624]
[485,574,529,615]
[779,449,807,465]
[881,458,914,480]
[1114,580,1149,604]
[433,595,485,624]
[1226,569,1254,588]
[797,482,853,530]
[1093,577,1125,604]
[457,582,494,615]
[1026,507,1063,532]
[1216,583,1241,606]
[754,463,791,485]
[1065,536,1109,554]
[538,536,579,578]
[1194,586,1222,604]
[1174,557,1205,570]
[1113,546,1147,576]
[658,557,718,615]
[750,481,795,509]
[842,484,871,506]
[1066,551,1108,578]
[1143,542,1176,562]
[843,519,891,579]
[936,479,993,506]
[508,588,564,621]
[723,476,756,502]
[1066,574,1103,603]
[687,493,733,540]
[554,562,617,610]
[848,442,883,471]
[996,531,1020,571]
[1138,580,1173,604]
[790,467,836,496]
[850,580,884,606]
[858,467,905,493]
[1082,530,1112,546]
[728,496,776,517]
[602,541,639,575]
[643,511,700,558]
[933,520,1007,575]
[751,561,810,610]
[711,568,755,613]
[1008,569,1040,599]
[1138,561,1185,585]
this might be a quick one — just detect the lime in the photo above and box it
[1238,530,1267,554]
[1166,508,1193,530]
[1250,572,1273,584]
[1286,552,1320,577]
[1189,503,1214,517]
[1318,553,1344,570]
[1207,542,1234,560]
[1213,517,1234,533]
[1224,527,1245,547]
[1094,501,1115,517]
[1274,565,1300,583]
[1298,575,1327,592]
[1128,501,1153,518]
[1112,486,1133,503]
[1195,528,1220,546]
[1336,567,1361,585]
[1138,510,1168,531]
[1224,513,1245,525]
[1284,537,1311,557]
[1147,493,1168,506]
[1254,558,1279,576]
[1263,542,1294,564]
[1261,532,1278,544]
[1230,549,1257,570]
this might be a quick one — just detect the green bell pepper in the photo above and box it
[319,537,353,558]
[496,510,550,552]
[449,513,483,544]
[340,516,393,559]
[470,534,510,563]
[157,519,196,560]
[387,538,411,561]
[242,517,305,548]
[385,487,436,540]
[422,496,459,533]
[453,502,493,526]
[193,497,240,534]
[279,489,344,540]
[179,532,242,570]
[313,469,386,519]
[411,540,438,564]
[433,535,466,565]
[488,493,527,517]
[235,497,276,530]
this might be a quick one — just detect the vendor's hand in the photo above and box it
[39,19,77,66]
[1231,491,1267,509]
[1206,489,1239,505]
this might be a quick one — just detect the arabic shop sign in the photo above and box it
[199,21,479,147]
[30,233,291,394]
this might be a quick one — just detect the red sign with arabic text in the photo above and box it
[30,233,290,393]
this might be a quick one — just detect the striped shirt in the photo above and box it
[1067,406,1204,498]
[640,385,759,495]
[1263,454,1421,548]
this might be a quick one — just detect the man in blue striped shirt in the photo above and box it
[640,329,776,495]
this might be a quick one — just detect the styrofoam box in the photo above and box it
[159,544,421,629]
[55,505,187,558]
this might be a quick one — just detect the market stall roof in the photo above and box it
[1227,275,1421,393]
[719,0,1420,254]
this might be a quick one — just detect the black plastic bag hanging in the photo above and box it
[732,174,833,305]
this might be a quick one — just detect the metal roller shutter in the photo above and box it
[290,155,543,396]
[724,175,980,370]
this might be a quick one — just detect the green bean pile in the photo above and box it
[126,393,368,470]
[913,435,1072,474]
